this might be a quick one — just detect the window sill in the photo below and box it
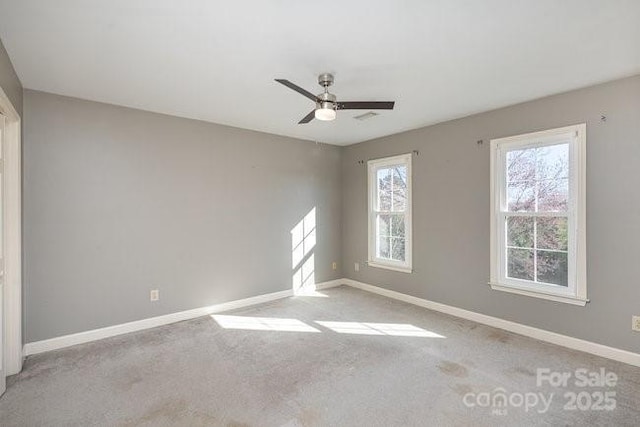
[488,282,589,306]
[368,261,412,274]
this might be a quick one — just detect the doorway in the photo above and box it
[0,113,4,395]
[0,87,22,397]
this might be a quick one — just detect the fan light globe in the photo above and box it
[315,107,336,121]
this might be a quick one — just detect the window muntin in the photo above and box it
[368,154,412,272]
[490,125,586,305]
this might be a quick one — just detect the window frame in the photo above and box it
[489,124,587,306]
[367,153,413,273]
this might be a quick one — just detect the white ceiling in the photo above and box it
[1,1,639,145]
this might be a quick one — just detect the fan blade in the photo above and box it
[298,110,316,124]
[275,79,317,101]
[337,101,395,110]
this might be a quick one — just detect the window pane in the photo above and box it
[392,166,407,211]
[537,251,568,287]
[391,237,405,262]
[507,148,536,182]
[537,178,568,212]
[537,143,569,181]
[378,235,390,259]
[537,217,568,251]
[507,216,534,248]
[377,214,391,237]
[507,181,535,212]
[507,143,570,213]
[391,215,405,238]
[507,248,534,281]
[377,168,392,211]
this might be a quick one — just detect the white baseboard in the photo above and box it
[24,280,343,356]
[314,279,344,290]
[23,278,639,367]
[342,278,640,367]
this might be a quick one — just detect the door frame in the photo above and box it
[0,86,22,376]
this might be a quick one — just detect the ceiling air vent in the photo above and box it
[353,111,379,121]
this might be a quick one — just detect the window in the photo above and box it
[490,124,587,305]
[368,153,412,273]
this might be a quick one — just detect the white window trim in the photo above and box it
[367,153,412,273]
[489,124,587,306]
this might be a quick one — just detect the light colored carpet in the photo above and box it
[1,285,639,426]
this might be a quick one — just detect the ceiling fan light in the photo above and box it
[315,102,336,121]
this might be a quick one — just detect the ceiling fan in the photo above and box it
[275,73,395,124]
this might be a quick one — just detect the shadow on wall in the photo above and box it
[291,207,317,295]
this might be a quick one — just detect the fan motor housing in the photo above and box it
[316,91,337,110]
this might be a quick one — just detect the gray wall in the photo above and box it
[24,90,342,342]
[342,75,640,353]
[0,37,22,116]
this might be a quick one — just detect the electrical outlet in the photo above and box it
[150,289,159,302]
[632,316,640,332]
[332,262,337,270]
[354,262,360,272]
